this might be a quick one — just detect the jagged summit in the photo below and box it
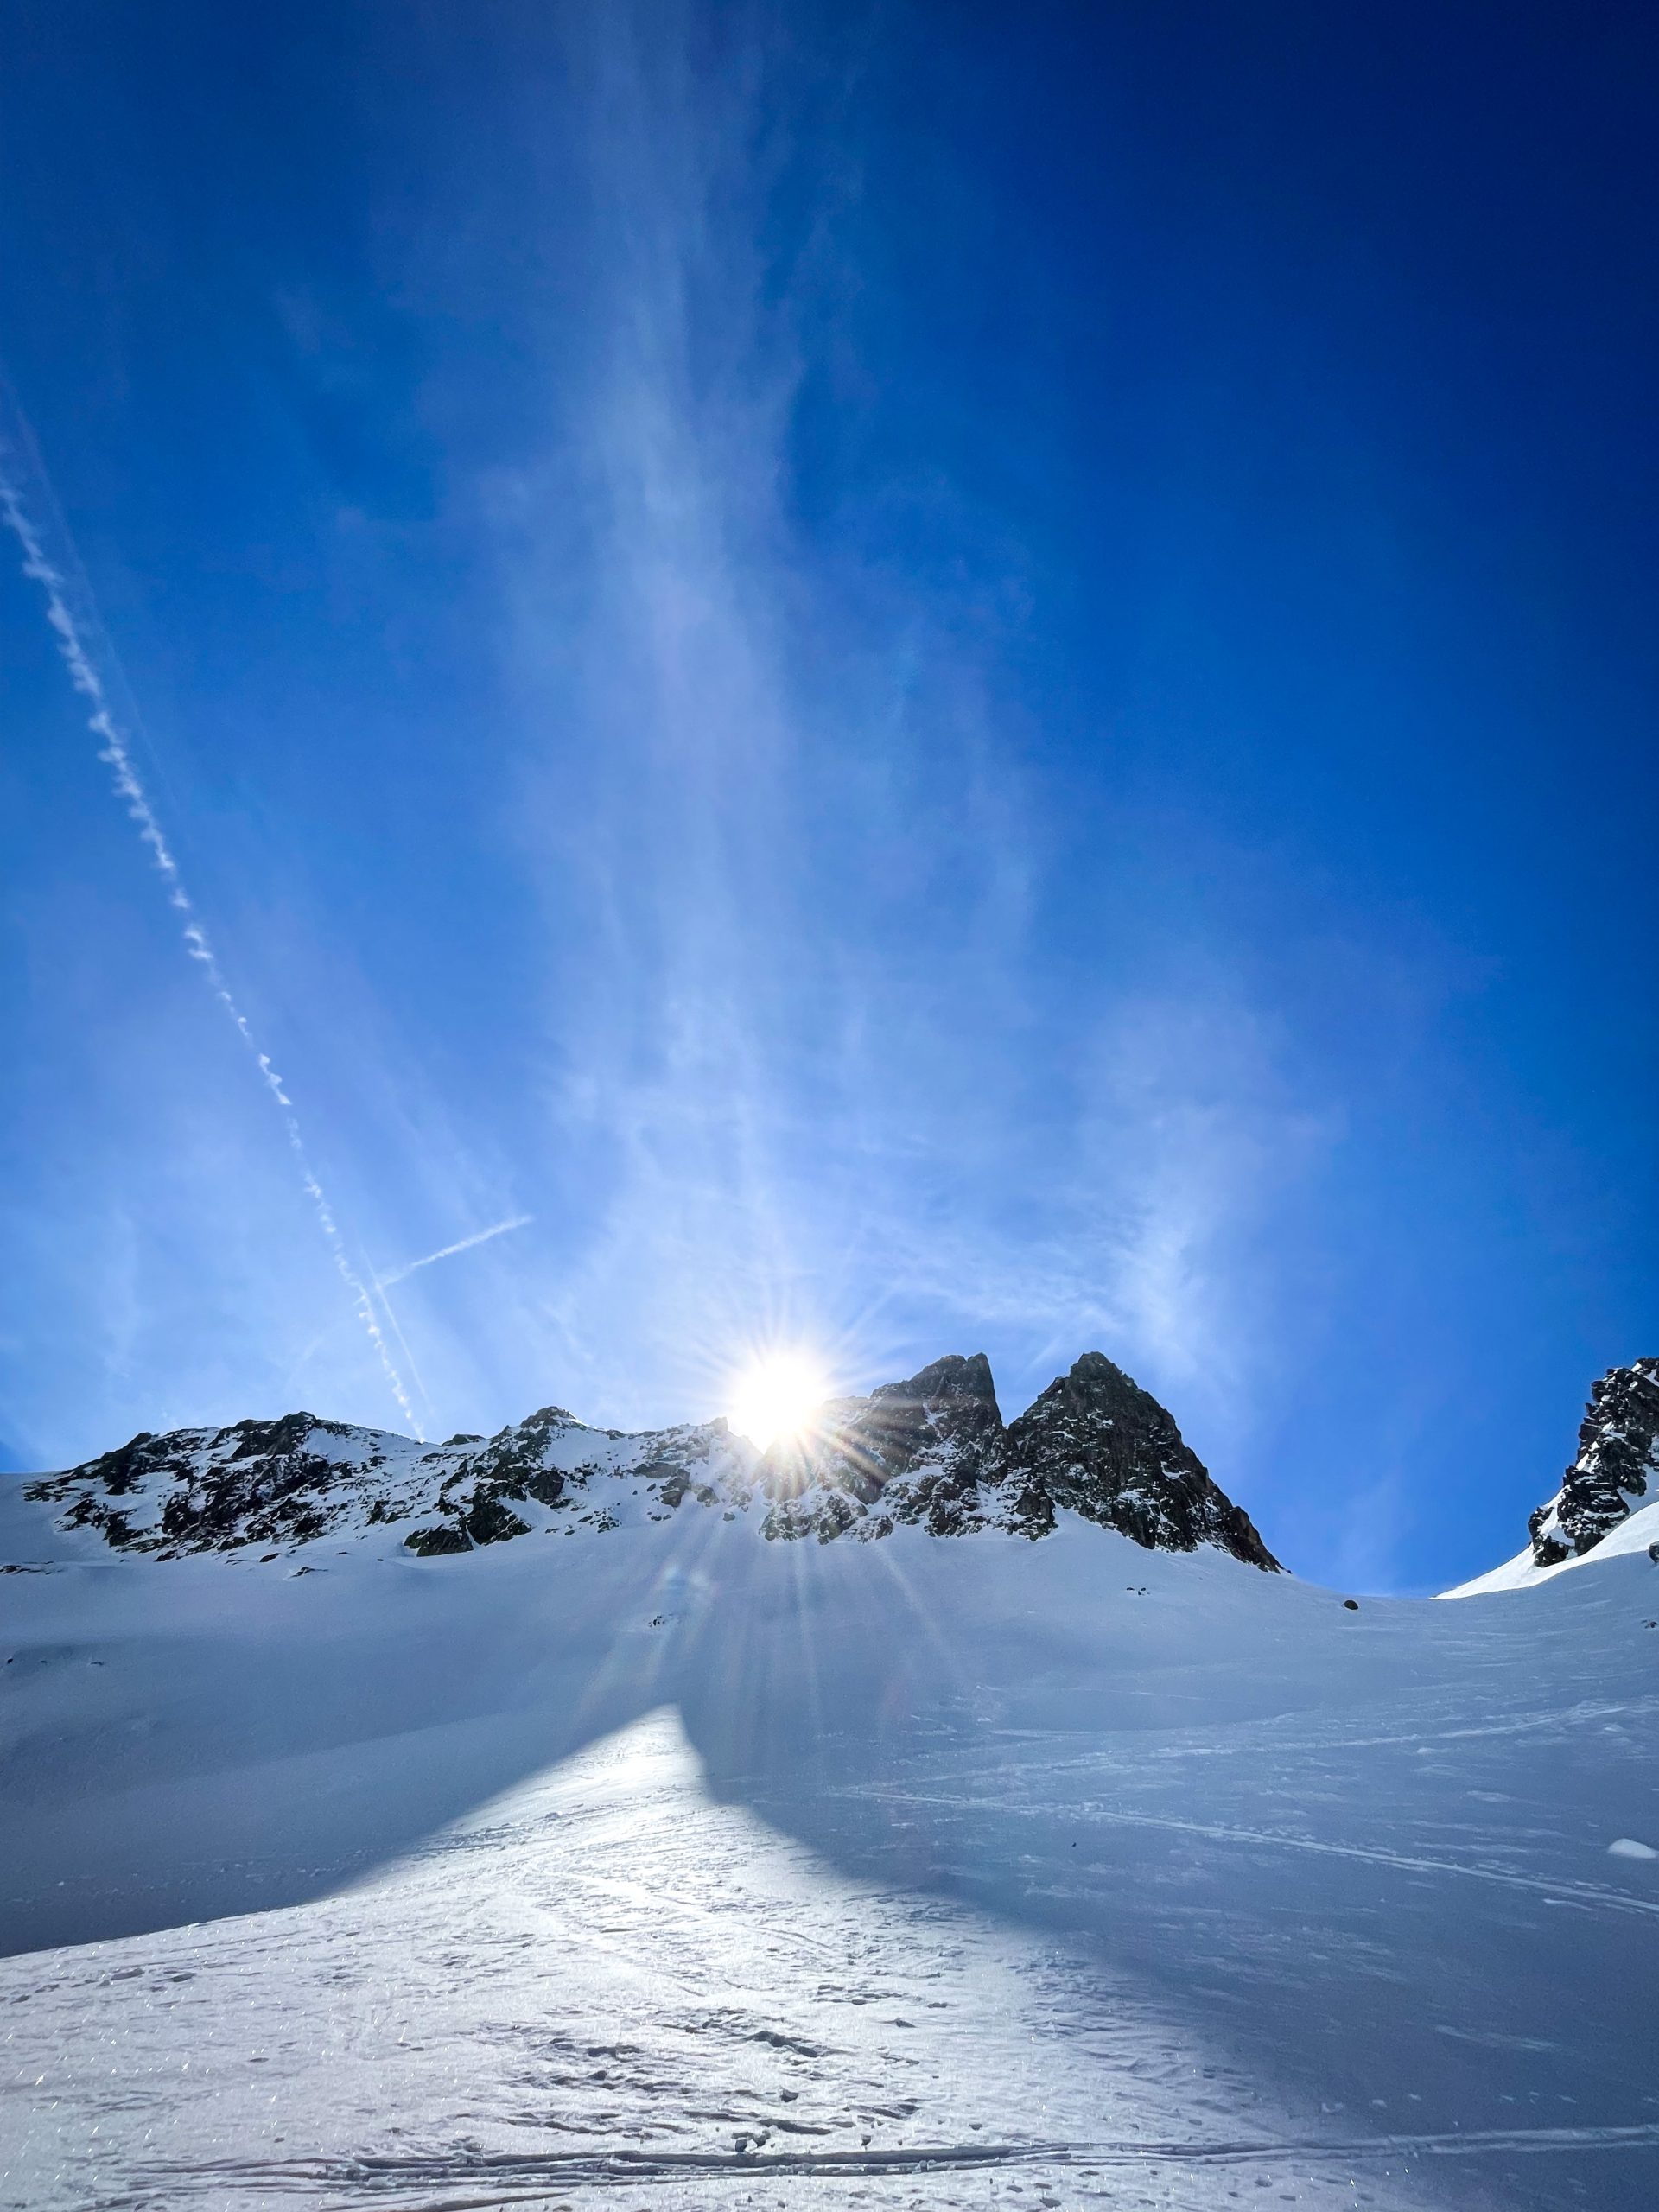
[1528,1357,1659,1567]
[14,1351,1281,1572]
[1001,1352,1279,1568]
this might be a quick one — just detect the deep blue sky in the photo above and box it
[2,1,1654,1590]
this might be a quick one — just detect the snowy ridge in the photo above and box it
[1442,1494,1659,1597]
[12,1404,760,1558]
[8,1349,1281,1570]
[1442,1355,1659,1597]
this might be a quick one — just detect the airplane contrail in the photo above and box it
[377,1214,535,1287]
[0,387,423,1439]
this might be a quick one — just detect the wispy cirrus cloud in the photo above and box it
[455,5,1331,1437]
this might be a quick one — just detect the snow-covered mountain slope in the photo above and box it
[8,1357,1659,2209]
[1442,1492,1659,1596]
[5,1507,1659,2209]
[1441,1355,1659,1596]
[7,1349,1280,1569]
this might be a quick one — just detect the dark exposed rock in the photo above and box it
[999,1353,1281,1569]
[398,1488,537,1554]
[404,1523,471,1557]
[462,1495,532,1547]
[1528,1357,1659,1567]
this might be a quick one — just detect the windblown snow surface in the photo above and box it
[3,1487,1658,2211]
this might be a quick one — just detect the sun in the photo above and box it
[727,1351,831,1451]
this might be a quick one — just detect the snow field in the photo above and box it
[3,1510,1658,2208]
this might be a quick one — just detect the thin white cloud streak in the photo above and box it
[367,1273,435,1424]
[377,1214,534,1287]
[0,394,423,1439]
[238,1217,537,1421]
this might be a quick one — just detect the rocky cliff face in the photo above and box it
[1528,1357,1659,1567]
[760,1353,1009,1542]
[16,1350,1281,1572]
[999,1352,1280,1567]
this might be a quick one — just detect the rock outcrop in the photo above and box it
[21,1407,752,1559]
[998,1352,1280,1567]
[1528,1357,1659,1567]
[17,1350,1281,1571]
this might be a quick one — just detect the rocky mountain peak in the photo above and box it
[753,1351,1006,1544]
[997,1353,1280,1567]
[14,1351,1281,1572]
[1528,1356,1659,1567]
[870,1351,1001,1414]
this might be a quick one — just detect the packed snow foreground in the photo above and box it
[3,1355,1658,2212]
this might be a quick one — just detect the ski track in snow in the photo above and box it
[869,1786,1659,1918]
[3,1515,1659,2210]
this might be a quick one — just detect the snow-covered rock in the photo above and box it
[8,1351,1281,1571]
[1528,1357,1659,1566]
[1442,1356,1659,1597]
[13,1404,759,1559]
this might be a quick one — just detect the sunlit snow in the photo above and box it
[3,1491,1658,2210]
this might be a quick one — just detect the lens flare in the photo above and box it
[727,1352,831,1450]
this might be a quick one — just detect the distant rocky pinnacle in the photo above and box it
[18,1351,1281,1572]
[1527,1356,1659,1567]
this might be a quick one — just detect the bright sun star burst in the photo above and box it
[727,1351,831,1451]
